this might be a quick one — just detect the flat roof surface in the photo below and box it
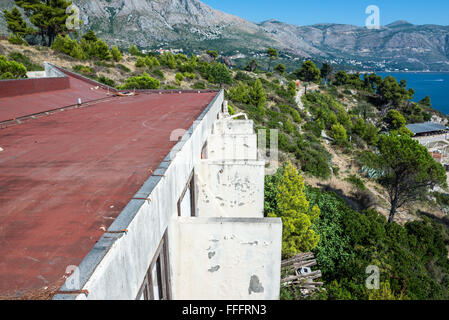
[0,75,112,122]
[0,89,217,298]
[406,122,449,134]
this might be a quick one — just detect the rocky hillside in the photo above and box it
[1,0,449,71]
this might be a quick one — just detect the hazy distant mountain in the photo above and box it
[259,19,449,71]
[1,0,449,71]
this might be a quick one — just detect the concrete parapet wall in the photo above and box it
[196,160,265,218]
[170,217,282,300]
[213,119,255,135]
[207,134,258,160]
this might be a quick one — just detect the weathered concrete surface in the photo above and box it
[196,160,265,218]
[213,119,254,135]
[207,134,258,160]
[170,217,282,300]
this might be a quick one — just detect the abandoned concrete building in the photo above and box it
[0,63,282,300]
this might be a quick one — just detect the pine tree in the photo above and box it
[269,163,320,258]
[266,47,278,72]
[3,7,35,38]
[249,79,266,115]
[92,39,111,61]
[82,30,97,42]
[15,0,72,46]
[208,62,232,88]
[110,46,123,62]
[129,44,141,56]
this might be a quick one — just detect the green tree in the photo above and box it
[287,80,297,98]
[15,0,72,46]
[128,44,141,56]
[274,63,286,75]
[378,76,411,109]
[295,60,320,93]
[384,109,406,130]
[248,78,266,115]
[82,30,97,42]
[121,72,160,90]
[159,52,177,69]
[3,6,35,38]
[206,50,218,60]
[266,47,278,72]
[269,163,320,257]
[330,123,348,146]
[208,62,232,88]
[91,39,111,61]
[363,123,379,145]
[364,73,383,92]
[110,46,123,62]
[333,70,349,86]
[355,101,374,121]
[419,95,431,107]
[51,34,85,59]
[245,59,257,72]
[320,63,333,84]
[376,134,447,223]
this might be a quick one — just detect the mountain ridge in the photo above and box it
[1,0,449,71]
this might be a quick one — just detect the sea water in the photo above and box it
[377,72,449,116]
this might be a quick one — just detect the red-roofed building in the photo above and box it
[0,64,281,300]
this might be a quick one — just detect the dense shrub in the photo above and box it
[117,64,131,73]
[121,72,160,90]
[0,55,27,79]
[152,69,165,79]
[52,35,85,60]
[8,33,28,45]
[345,174,367,190]
[192,81,206,89]
[303,187,449,300]
[7,52,43,71]
[266,163,321,258]
[159,52,177,69]
[128,44,142,56]
[72,65,93,76]
[97,75,115,87]
[110,46,123,62]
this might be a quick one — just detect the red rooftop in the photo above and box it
[0,66,218,298]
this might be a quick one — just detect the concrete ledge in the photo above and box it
[171,217,282,300]
[53,233,123,300]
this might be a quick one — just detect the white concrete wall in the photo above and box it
[213,119,254,135]
[170,217,282,300]
[26,71,46,78]
[207,134,258,160]
[196,160,265,218]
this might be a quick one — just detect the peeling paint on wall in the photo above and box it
[248,275,264,295]
[208,265,220,273]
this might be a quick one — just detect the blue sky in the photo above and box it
[202,0,449,26]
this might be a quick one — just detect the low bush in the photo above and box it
[121,72,160,90]
[0,55,27,79]
[192,81,206,89]
[7,52,43,71]
[116,64,131,73]
[345,174,367,190]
